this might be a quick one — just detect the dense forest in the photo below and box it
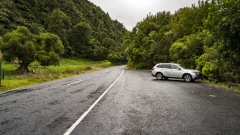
[0,0,239,83]
[0,0,127,73]
[125,0,240,83]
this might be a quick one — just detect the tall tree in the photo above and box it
[36,32,64,66]
[170,7,197,38]
[206,0,240,66]
[47,8,71,55]
[68,22,93,58]
[126,11,172,69]
[200,0,240,82]
[0,26,65,73]
[0,0,127,61]
[0,26,37,73]
[169,32,206,68]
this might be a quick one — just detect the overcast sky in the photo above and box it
[88,0,200,30]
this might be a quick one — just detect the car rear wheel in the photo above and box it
[156,73,163,80]
[183,74,192,82]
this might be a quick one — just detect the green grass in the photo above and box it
[2,61,19,73]
[0,58,113,92]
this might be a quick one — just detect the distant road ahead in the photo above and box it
[0,66,239,135]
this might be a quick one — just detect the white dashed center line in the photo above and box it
[67,80,82,86]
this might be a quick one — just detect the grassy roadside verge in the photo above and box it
[202,79,240,94]
[0,58,113,93]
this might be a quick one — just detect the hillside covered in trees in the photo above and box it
[0,0,127,73]
[125,0,240,83]
[0,0,239,83]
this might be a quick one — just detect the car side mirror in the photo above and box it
[178,68,181,70]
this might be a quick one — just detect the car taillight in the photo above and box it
[152,67,155,70]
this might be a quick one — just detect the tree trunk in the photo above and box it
[16,62,30,74]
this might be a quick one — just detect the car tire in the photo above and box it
[156,73,163,80]
[183,74,192,82]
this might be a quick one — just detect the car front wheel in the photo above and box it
[183,74,192,82]
[156,73,163,80]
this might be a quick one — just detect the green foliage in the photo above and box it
[196,43,221,79]
[0,0,127,61]
[2,0,239,84]
[170,32,206,68]
[125,0,240,83]
[93,46,108,60]
[47,8,71,52]
[170,7,196,38]
[68,22,93,58]
[102,37,117,49]
[204,0,240,82]
[0,36,2,46]
[36,32,64,66]
[0,26,65,73]
[108,40,128,65]
[0,26,37,73]
[126,11,172,69]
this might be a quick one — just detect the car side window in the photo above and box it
[157,64,162,68]
[171,64,178,69]
[162,64,171,69]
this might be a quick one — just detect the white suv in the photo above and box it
[151,63,201,82]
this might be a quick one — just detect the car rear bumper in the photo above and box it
[151,71,156,77]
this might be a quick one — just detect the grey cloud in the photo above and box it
[88,0,200,30]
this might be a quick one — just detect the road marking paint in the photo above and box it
[63,69,124,135]
[67,80,82,86]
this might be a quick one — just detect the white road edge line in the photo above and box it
[67,80,82,86]
[63,68,125,135]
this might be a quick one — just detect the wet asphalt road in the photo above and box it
[0,66,240,135]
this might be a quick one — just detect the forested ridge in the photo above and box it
[0,0,127,73]
[0,0,240,83]
[125,0,240,83]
